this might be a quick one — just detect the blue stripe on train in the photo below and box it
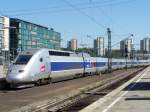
[50,61,140,71]
[96,62,106,67]
[51,62,98,71]
[51,62,84,71]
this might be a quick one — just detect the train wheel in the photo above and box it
[47,78,51,84]
[35,79,41,86]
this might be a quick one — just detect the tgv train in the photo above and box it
[6,48,150,87]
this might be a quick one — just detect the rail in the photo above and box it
[11,67,144,112]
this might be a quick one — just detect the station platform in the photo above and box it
[80,66,150,112]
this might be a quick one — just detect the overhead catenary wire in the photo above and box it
[4,0,137,17]
[90,1,130,33]
[0,0,137,49]
[62,0,107,29]
[60,0,133,49]
[89,1,134,48]
[3,0,134,13]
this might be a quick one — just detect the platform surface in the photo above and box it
[80,67,150,112]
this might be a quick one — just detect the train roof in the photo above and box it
[19,49,39,55]
[77,52,91,57]
[19,48,78,56]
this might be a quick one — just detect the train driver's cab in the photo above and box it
[13,55,32,65]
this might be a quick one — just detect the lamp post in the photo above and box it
[123,34,134,70]
[107,28,112,73]
[106,33,133,71]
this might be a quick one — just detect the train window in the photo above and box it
[15,55,32,64]
[39,58,43,62]
[49,51,70,56]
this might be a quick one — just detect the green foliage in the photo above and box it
[105,49,124,58]
[111,50,124,58]
[62,47,127,58]
[135,50,149,54]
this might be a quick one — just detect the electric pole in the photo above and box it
[107,28,112,73]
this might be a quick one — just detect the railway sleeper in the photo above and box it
[85,91,110,96]
[51,69,142,112]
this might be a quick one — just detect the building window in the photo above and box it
[0,30,3,36]
[18,40,21,44]
[0,17,3,23]
[0,24,3,29]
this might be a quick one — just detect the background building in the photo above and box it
[0,16,10,64]
[67,38,77,51]
[94,37,105,56]
[120,38,133,58]
[0,16,61,63]
[140,37,150,53]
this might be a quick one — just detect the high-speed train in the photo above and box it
[6,48,150,87]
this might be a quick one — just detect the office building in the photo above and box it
[0,16,61,62]
[94,37,105,56]
[67,38,77,51]
[0,16,10,63]
[140,38,150,53]
[120,38,133,57]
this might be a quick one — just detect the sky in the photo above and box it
[0,0,150,49]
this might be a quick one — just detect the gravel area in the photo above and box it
[0,68,136,112]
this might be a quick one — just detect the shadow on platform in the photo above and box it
[141,78,150,80]
[125,97,150,100]
[123,82,150,91]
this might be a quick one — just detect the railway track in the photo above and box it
[48,68,143,112]
[11,67,144,112]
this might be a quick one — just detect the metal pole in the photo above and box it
[1,36,5,73]
[125,44,128,70]
[107,28,112,73]
[126,54,127,70]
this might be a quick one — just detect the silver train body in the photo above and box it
[6,48,150,85]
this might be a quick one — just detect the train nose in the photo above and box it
[6,65,26,83]
[6,73,24,84]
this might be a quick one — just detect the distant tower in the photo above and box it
[140,40,144,52]
[120,38,133,57]
[94,37,105,56]
[140,37,150,53]
[67,38,77,51]
[67,41,71,50]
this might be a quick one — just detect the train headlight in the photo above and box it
[17,73,25,79]
[18,70,24,73]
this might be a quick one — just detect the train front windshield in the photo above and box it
[15,55,32,64]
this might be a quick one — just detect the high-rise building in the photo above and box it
[0,16,61,63]
[120,38,133,57]
[0,16,9,51]
[67,38,77,51]
[94,37,105,56]
[140,38,150,53]
[140,40,144,51]
[0,16,11,64]
[67,41,71,50]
